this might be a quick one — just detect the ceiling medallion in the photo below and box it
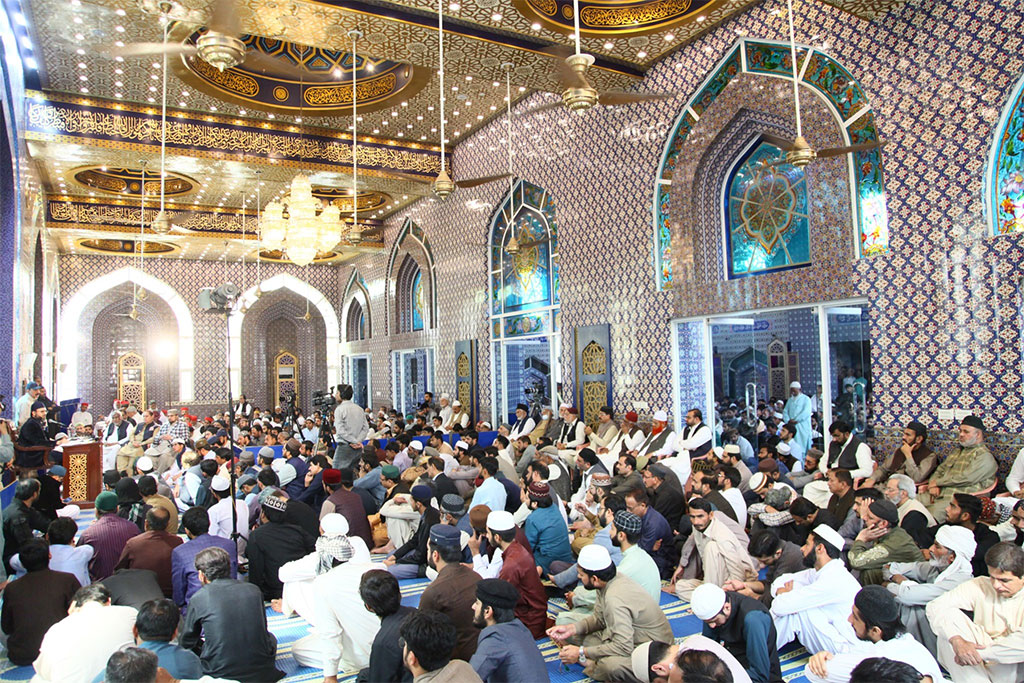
[257,248,339,263]
[513,0,723,37]
[72,166,196,197]
[76,238,178,256]
[172,28,429,116]
[311,187,391,213]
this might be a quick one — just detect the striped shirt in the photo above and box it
[78,513,141,581]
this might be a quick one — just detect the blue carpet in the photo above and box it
[0,510,812,682]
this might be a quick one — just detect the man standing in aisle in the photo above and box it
[782,382,812,455]
[333,384,365,470]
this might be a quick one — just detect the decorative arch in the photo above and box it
[342,268,372,342]
[59,266,195,401]
[230,272,339,396]
[385,218,437,334]
[654,38,889,289]
[987,72,1024,235]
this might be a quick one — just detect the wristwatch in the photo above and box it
[579,647,587,665]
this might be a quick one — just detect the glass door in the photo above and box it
[392,348,434,417]
[707,316,761,449]
[349,354,370,409]
[825,305,873,438]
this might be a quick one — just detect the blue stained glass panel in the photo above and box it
[412,271,424,331]
[725,141,811,278]
[501,213,551,313]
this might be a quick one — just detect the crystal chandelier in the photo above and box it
[260,174,342,267]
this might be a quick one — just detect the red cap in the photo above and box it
[624,411,638,423]
[322,468,342,485]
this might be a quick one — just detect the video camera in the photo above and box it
[312,389,336,410]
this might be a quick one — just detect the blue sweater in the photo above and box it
[524,503,574,572]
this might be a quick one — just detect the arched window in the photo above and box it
[489,180,560,422]
[346,299,366,342]
[395,254,422,334]
[990,73,1024,235]
[724,139,810,278]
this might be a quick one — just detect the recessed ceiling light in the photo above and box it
[491,12,502,21]
[115,8,126,16]
[295,117,302,122]
[79,75,88,81]
[637,50,647,58]
[76,48,85,55]
[531,22,541,30]
[268,113,275,119]
[77,62,87,69]
[665,33,674,41]
[115,25,125,32]
[696,15,705,22]
[80,87,89,93]
[449,1,459,9]
[74,33,84,41]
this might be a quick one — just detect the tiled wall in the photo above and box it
[57,0,1024,474]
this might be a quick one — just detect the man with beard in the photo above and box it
[781,382,812,456]
[671,497,757,601]
[610,454,643,496]
[883,474,937,548]
[805,586,943,683]
[769,525,862,655]
[640,464,686,532]
[600,410,644,464]
[473,510,547,638]
[630,411,676,470]
[724,530,805,608]
[883,524,976,654]
[942,493,1000,577]
[866,421,938,487]
[846,499,923,585]
[690,583,784,683]
[547,544,673,681]
[417,524,481,660]
[802,422,874,508]
[919,415,998,522]
[468,579,548,682]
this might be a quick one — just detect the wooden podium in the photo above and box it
[60,441,103,508]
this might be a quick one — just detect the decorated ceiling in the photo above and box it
[18,0,904,260]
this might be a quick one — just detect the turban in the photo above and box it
[315,534,353,575]
[934,525,977,562]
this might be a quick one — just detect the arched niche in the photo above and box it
[385,218,437,335]
[341,268,372,343]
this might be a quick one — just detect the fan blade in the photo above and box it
[456,173,512,189]
[539,44,588,90]
[597,91,674,106]
[760,133,796,151]
[815,140,888,159]
[111,42,198,58]
[208,0,241,36]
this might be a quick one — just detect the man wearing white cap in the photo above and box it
[437,394,453,430]
[884,523,976,654]
[444,399,470,431]
[278,513,372,619]
[206,475,250,561]
[782,382,812,454]
[631,410,676,469]
[769,524,862,655]
[690,583,783,683]
[630,636,751,683]
[288,520,383,677]
[547,544,673,681]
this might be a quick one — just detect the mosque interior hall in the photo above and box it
[0,0,1023,679]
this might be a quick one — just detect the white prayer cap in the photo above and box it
[440,393,450,400]
[452,400,462,407]
[712,446,724,458]
[748,472,767,491]
[935,525,977,560]
[653,410,669,422]
[203,453,217,461]
[211,475,230,492]
[559,403,573,411]
[55,432,69,441]
[455,440,469,450]
[790,381,802,389]
[480,421,492,429]
[297,417,305,426]
[172,438,186,445]
[135,456,154,472]
[691,583,727,621]
[409,440,423,451]
[271,458,285,472]
[486,510,515,532]
[631,642,656,683]
[811,524,845,552]
[277,462,297,486]
[578,544,612,572]
[320,513,350,536]
[776,442,792,455]
[723,444,740,455]
[546,463,562,481]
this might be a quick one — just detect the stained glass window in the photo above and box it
[991,76,1024,235]
[412,271,424,331]
[395,254,422,334]
[724,140,810,278]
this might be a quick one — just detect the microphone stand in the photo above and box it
[222,309,241,561]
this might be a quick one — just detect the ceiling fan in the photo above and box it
[387,0,511,199]
[522,0,674,116]
[114,0,246,72]
[760,0,886,168]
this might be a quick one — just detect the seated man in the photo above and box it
[8,517,92,587]
[171,506,238,611]
[884,524,976,654]
[383,484,440,579]
[624,487,676,578]
[690,583,783,683]
[802,421,874,508]
[399,610,482,683]
[846,499,922,585]
[474,510,548,638]
[104,647,159,683]
[32,584,137,682]
[805,586,943,683]
[115,507,184,598]
[671,497,757,601]
[769,525,861,655]
[357,570,416,683]
[926,542,1024,683]
[629,636,751,683]
[469,579,549,682]
[246,492,316,601]
[547,545,673,681]
[866,421,937,487]
[179,547,284,681]
[418,525,482,661]
[883,473,937,547]
[944,493,1001,578]
[523,481,574,574]
[129,598,203,680]
[724,530,806,608]
[919,416,998,523]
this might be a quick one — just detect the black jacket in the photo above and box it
[358,606,415,683]
[180,578,284,681]
[2,500,49,571]
[246,522,315,600]
[431,473,459,501]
